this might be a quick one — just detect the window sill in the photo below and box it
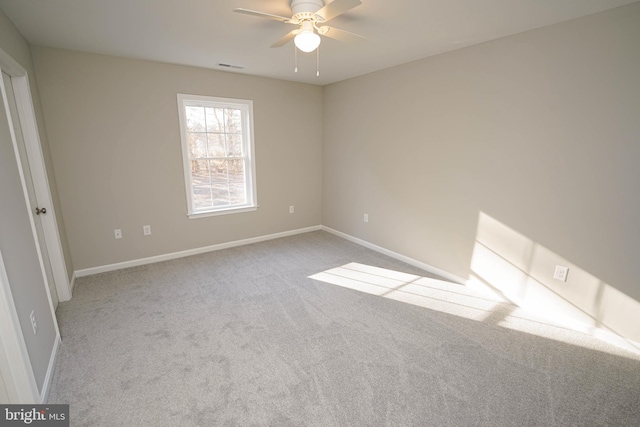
[187,205,258,219]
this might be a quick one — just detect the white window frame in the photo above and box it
[177,94,257,218]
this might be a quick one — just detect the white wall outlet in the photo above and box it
[554,265,569,282]
[143,225,151,235]
[363,213,369,223]
[30,310,37,335]
[114,229,122,239]
[289,206,295,214]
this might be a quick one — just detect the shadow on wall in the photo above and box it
[469,211,640,354]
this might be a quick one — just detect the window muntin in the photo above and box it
[177,95,256,217]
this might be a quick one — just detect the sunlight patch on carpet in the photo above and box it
[309,262,640,359]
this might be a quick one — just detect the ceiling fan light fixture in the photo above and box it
[294,31,321,52]
[294,21,321,52]
[234,0,365,72]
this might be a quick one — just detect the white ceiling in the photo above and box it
[0,0,637,86]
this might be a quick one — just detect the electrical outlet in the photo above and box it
[364,213,369,223]
[143,225,151,235]
[30,310,37,335]
[289,206,295,214]
[114,229,122,239]
[553,265,569,282]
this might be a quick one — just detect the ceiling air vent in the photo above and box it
[217,63,244,70]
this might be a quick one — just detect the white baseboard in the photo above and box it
[40,334,60,403]
[75,225,323,278]
[75,224,465,283]
[68,271,76,295]
[69,224,640,356]
[321,226,467,285]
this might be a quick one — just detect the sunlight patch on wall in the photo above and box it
[309,262,640,358]
[470,212,640,354]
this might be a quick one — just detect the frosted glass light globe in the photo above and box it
[294,31,321,53]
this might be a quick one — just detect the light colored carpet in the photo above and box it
[48,231,640,426]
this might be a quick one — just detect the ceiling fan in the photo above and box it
[234,0,365,53]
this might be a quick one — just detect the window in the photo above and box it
[177,94,257,218]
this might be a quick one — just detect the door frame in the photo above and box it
[0,49,71,303]
[0,47,65,402]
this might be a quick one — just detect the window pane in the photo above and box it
[194,186,213,210]
[186,106,205,132]
[191,160,210,183]
[227,134,243,156]
[206,107,224,133]
[207,134,225,157]
[191,160,212,209]
[188,133,207,158]
[212,183,230,206]
[225,108,242,134]
[230,182,247,205]
[210,159,228,182]
[227,159,245,182]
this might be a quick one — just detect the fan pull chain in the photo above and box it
[294,45,298,73]
[316,46,320,77]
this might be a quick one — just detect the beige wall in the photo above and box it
[32,48,323,270]
[323,4,640,341]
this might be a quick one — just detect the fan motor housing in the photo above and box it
[291,0,324,17]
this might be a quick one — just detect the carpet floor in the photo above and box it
[48,231,640,426]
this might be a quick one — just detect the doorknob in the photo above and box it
[35,207,47,215]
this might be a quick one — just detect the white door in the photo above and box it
[0,69,47,403]
[2,71,58,308]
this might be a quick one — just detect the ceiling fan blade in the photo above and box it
[318,26,365,43]
[271,30,297,48]
[315,0,362,22]
[233,8,292,23]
